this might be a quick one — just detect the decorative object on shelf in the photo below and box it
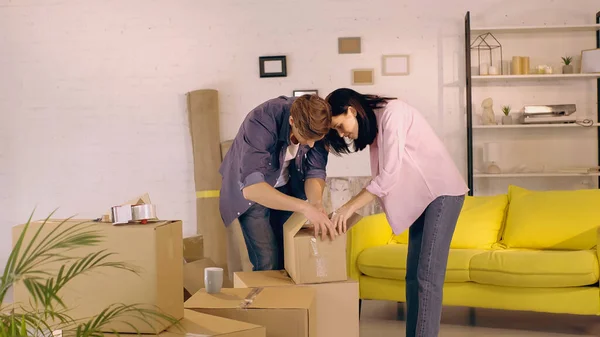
[511,56,522,75]
[535,65,554,74]
[501,105,513,125]
[481,97,497,125]
[479,63,489,75]
[259,55,287,78]
[352,69,374,85]
[338,37,361,54]
[471,32,503,75]
[483,142,502,174]
[581,48,600,73]
[488,65,499,75]
[520,56,530,75]
[562,56,574,74]
[382,54,410,76]
[521,104,578,124]
[293,89,318,97]
[502,60,511,75]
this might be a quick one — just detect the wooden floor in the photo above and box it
[360,300,600,336]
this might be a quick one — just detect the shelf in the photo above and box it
[473,123,599,129]
[472,74,600,81]
[474,172,600,178]
[471,24,600,34]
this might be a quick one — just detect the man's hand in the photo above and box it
[309,200,327,215]
[302,203,336,241]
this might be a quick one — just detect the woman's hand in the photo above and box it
[331,205,355,234]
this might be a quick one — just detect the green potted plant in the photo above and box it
[501,105,512,125]
[562,56,574,74]
[0,211,180,337]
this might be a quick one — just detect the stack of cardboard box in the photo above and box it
[11,219,266,337]
[184,212,362,337]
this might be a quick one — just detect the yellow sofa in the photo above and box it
[348,185,600,316]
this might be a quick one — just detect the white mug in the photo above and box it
[204,267,224,294]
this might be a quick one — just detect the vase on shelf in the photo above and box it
[501,115,513,125]
[562,65,574,74]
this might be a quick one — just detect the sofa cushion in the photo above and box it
[450,194,507,249]
[470,249,599,287]
[390,195,508,249]
[357,244,485,282]
[502,185,600,250]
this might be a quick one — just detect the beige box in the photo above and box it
[234,271,359,337]
[12,219,183,334]
[284,213,362,284]
[185,287,316,337]
[183,234,204,262]
[105,309,265,337]
[184,258,217,299]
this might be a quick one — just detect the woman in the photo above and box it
[325,88,468,337]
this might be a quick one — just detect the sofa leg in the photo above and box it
[397,302,405,321]
[468,307,476,326]
[359,299,362,319]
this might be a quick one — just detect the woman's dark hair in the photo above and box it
[325,88,396,155]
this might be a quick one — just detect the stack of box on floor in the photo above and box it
[11,212,265,336]
[183,234,218,300]
[185,212,362,337]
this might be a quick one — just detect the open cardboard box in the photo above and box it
[283,212,362,284]
[234,270,359,337]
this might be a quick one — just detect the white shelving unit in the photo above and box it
[473,73,600,81]
[471,24,600,34]
[465,11,600,196]
[473,123,599,129]
[474,172,600,178]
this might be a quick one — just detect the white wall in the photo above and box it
[1,0,598,281]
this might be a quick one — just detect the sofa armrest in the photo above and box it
[347,213,393,281]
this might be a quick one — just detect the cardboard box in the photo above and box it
[104,309,265,336]
[185,287,316,337]
[283,212,362,284]
[12,219,183,334]
[183,234,204,262]
[184,258,217,299]
[234,271,359,337]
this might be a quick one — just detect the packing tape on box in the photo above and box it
[239,287,263,309]
[196,190,220,198]
[108,204,158,225]
[309,237,328,278]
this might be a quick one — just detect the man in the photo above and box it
[219,94,336,271]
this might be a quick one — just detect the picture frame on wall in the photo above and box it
[581,48,600,74]
[259,55,287,78]
[293,89,319,97]
[338,37,361,54]
[382,54,410,76]
[352,69,374,85]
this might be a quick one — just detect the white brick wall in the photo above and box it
[1,0,598,277]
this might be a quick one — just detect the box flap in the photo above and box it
[17,219,175,230]
[184,258,217,295]
[185,287,315,310]
[283,212,309,237]
[233,270,294,288]
[166,309,264,336]
[344,213,364,231]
